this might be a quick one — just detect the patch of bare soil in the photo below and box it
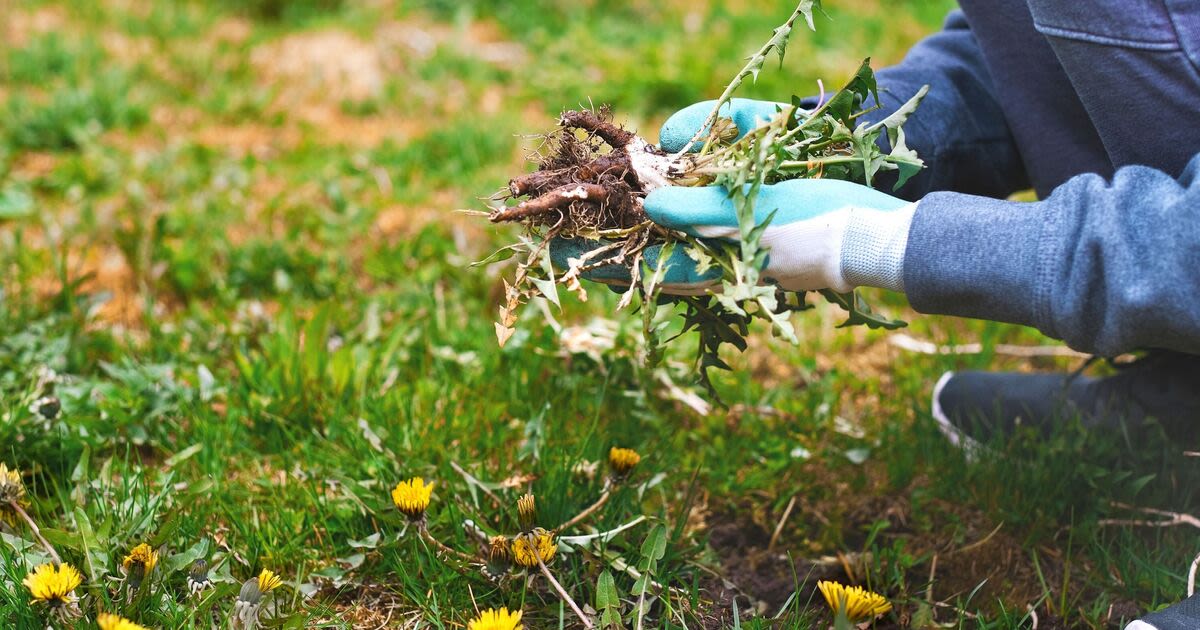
[252,30,386,106]
[209,16,252,46]
[245,18,525,145]
[100,30,155,65]
[701,484,1140,629]
[706,511,853,616]
[188,120,299,158]
[2,5,68,48]
[375,16,528,70]
[10,151,60,179]
[29,244,147,330]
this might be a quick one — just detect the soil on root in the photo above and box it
[491,107,653,235]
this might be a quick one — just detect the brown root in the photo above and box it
[508,153,636,199]
[495,107,659,234]
[490,183,610,223]
[509,170,566,197]
[559,109,635,149]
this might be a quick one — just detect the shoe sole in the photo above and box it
[931,371,983,456]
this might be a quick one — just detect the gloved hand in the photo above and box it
[659,98,793,152]
[645,179,914,293]
[550,99,918,295]
[549,236,722,296]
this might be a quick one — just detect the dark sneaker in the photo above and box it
[1126,593,1200,630]
[931,351,1200,449]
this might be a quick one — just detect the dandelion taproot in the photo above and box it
[97,612,148,630]
[257,568,283,593]
[468,607,523,630]
[24,563,82,606]
[608,447,641,477]
[817,580,891,623]
[511,528,557,568]
[391,477,434,519]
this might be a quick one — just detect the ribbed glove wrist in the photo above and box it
[840,203,918,292]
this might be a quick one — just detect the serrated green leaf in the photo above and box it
[871,83,929,135]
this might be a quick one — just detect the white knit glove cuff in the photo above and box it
[840,203,917,292]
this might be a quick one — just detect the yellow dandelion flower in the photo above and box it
[510,528,557,568]
[468,607,523,630]
[817,580,891,622]
[608,447,641,477]
[122,543,158,575]
[391,477,434,519]
[23,563,83,606]
[516,493,536,530]
[97,612,149,630]
[257,568,283,593]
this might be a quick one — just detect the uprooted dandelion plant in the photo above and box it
[482,1,929,391]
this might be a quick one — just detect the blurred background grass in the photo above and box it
[1,1,1197,628]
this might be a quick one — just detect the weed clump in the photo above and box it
[481,3,935,394]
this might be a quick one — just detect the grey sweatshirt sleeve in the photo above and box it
[903,153,1200,357]
[859,11,1030,200]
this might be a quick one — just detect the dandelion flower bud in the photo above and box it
[488,535,510,564]
[187,559,211,597]
[238,578,263,606]
[485,535,511,577]
[516,493,537,530]
[235,578,264,628]
[30,395,61,420]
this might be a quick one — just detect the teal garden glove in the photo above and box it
[659,98,792,152]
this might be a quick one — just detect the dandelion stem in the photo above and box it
[556,485,612,533]
[1188,549,1199,598]
[9,500,61,565]
[418,522,477,564]
[670,2,812,159]
[537,556,593,629]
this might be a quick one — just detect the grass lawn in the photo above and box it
[1,1,1198,628]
